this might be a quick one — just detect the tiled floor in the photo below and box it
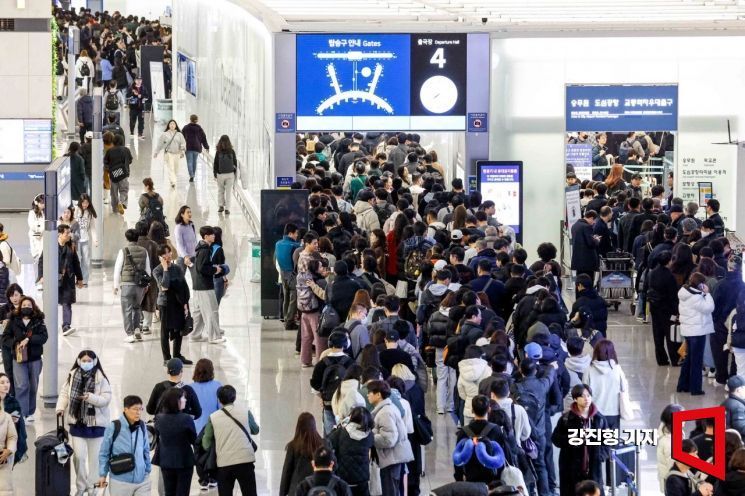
[0,117,728,495]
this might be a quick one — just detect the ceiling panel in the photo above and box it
[254,0,745,32]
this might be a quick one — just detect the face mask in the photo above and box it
[79,362,95,372]
[20,308,33,317]
[701,231,711,238]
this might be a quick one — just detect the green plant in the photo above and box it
[51,16,58,159]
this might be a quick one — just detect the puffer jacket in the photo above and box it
[722,393,745,438]
[677,286,714,337]
[457,358,492,420]
[56,369,112,427]
[328,420,374,485]
[331,379,365,422]
[371,398,414,469]
[534,297,567,330]
[459,321,484,347]
[656,426,673,492]
[427,307,452,348]
[352,201,380,235]
[585,360,623,418]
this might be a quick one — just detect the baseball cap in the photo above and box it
[433,259,447,272]
[166,358,183,375]
[728,375,745,391]
[84,131,93,139]
[524,342,543,360]
[385,329,400,342]
[451,229,463,241]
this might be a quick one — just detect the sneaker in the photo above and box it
[218,206,224,213]
[176,356,194,365]
[219,328,225,336]
[117,204,125,215]
[224,209,230,215]
[24,416,34,424]
[190,336,207,342]
[209,337,227,344]
[141,327,151,335]
[134,328,142,341]
[170,183,176,188]
[122,204,127,210]
[130,133,135,137]
[189,177,194,183]
[138,135,145,140]
[199,482,209,492]
[208,480,218,488]
[707,369,717,378]
[61,326,76,336]
[124,335,136,343]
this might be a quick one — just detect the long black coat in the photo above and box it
[38,242,83,305]
[571,219,599,272]
[552,407,609,496]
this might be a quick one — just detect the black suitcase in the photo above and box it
[607,443,640,496]
[35,412,72,496]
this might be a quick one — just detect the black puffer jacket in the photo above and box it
[512,290,543,348]
[327,421,374,485]
[570,288,608,335]
[427,308,452,348]
[534,297,567,330]
[8,315,48,363]
[459,321,484,347]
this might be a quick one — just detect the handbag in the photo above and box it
[181,310,194,337]
[221,408,258,452]
[124,248,152,288]
[394,280,408,299]
[618,367,635,421]
[500,463,528,494]
[669,317,683,344]
[369,459,382,496]
[14,342,27,364]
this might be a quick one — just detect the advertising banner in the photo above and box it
[566,84,678,132]
[565,185,582,234]
[565,143,593,180]
[477,161,523,243]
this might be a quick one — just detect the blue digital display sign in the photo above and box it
[477,161,523,243]
[565,85,678,132]
[296,33,468,131]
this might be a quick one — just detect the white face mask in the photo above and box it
[701,231,712,238]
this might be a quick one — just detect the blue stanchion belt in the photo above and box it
[611,450,638,494]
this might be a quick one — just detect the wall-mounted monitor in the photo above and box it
[477,161,523,244]
[296,33,467,131]
[177,51,197,97]
[0,119,52,164]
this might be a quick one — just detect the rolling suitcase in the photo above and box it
[34,412,72,496]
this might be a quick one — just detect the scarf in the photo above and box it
[570,402,598,474]
[69,369,96,426]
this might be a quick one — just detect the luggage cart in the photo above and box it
[598,252,635,311]
[608,443,641,496]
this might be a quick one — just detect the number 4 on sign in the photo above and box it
[430,48,446,69]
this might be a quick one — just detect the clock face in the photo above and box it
[419,75,458,114]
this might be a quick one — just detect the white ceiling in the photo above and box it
[251,0,745,33]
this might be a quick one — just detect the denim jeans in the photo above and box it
[214,277,226,305]
[677,335,706,394]
[322,408,336,436]
[185,151,199,178]
[380,464,402,496]
[61,303,72,328]
[13,359,42,416]
[120,284,145,336]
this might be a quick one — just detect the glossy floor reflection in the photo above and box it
[0,119,727,495]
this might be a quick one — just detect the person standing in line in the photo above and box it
[201,385,259,496]
[327,406,374,496]
[97,395,152,495]
[0,285,24,394]
[27,195,45,267]
[181,115,209,182]
[7,296,47,423]
[211,227,229,306]
[152,244,192,366]
[74,194,98,287]
[38,224,83,336]
[76,88,94,144]
[213,135,237,215]
[135,221,159,335]
[189,226,225,345]
[367,380,414,496]
[173,206,197,277]
[275,223,301,331]
[294,446,353,496]
[56,350,112,496]
[0,385,17,495]
[68,142,87,202]
[279,412,325,496]
[127,77,146,140]
[104,133,133,215]
[676,272,715,396]
[189,359,221,491]
[113,229,151,343]
[571,210,601,283]
[75,48,95,92]
[153,388,197,496]
[153,120,186,189]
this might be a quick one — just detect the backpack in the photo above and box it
[618,140,633,162]
[307,478,339,496]
[80,62,90,77]
[105,92,120,111]
[374,203,393,227]
[320,356,352,404]
[454,424,506,473]
[405,250,427,280]
[143,194,166,229]
[563,368,584,411]
[217,152,236,174]
[296,273,320,313]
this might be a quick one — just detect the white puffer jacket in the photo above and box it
[678,286,715,337]
[56,369,112,428]
[457,358,492,420]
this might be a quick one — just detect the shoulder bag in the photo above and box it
[108,419,143,475]
[221,408,257,452]
[618,367,635,420]
[125,248,152,288]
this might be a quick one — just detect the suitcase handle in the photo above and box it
[56,411,67,442]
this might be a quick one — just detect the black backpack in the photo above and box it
[217,152,236,174]
[374,203,393,227]
[307,478,339,496]
[320,356,352,404]
[80,62,90,77]
[143,194,168,236]
[105,92,119,111]
[512,383,545,429]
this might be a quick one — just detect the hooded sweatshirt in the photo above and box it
[352,201,380,234]
[457,358,492,420]
[331,379,365,422]
[585,359,622,417]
